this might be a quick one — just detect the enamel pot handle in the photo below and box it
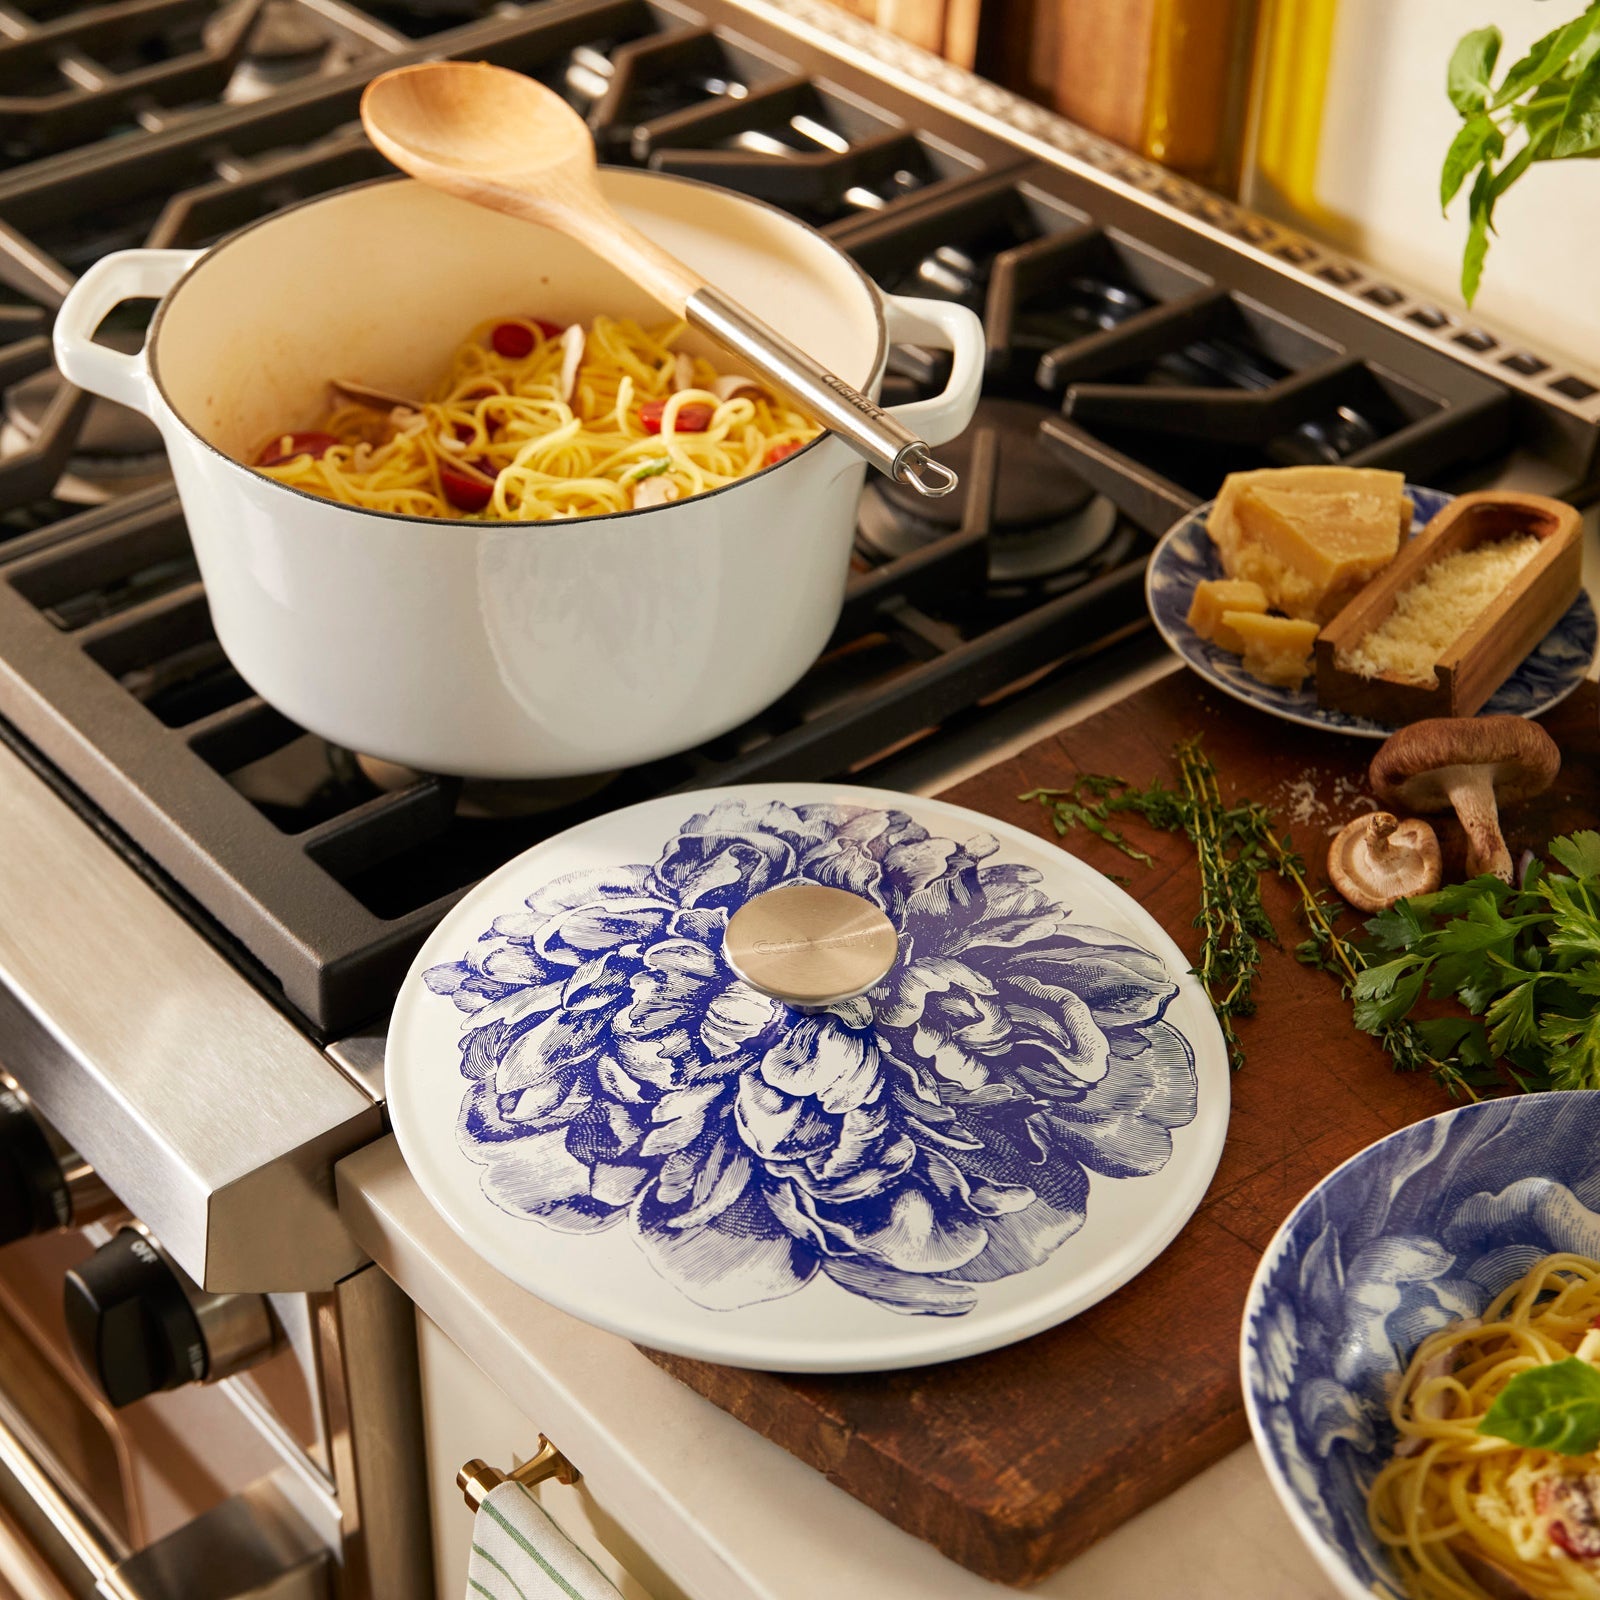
[877,293,985,447]
[52,249,204,416]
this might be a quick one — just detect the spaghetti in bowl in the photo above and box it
[252,312,820,522]
[1241,1093,1600,1600]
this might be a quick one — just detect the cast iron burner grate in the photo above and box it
[0,0,268,166]
[0,0,1594,1035]
[854,390,1131,607]
[838,171,1521,533]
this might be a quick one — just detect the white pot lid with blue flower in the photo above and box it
[387,785,1231,1372]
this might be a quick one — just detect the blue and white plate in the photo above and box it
[388,785,1230,1372]
[1241,1092,1600,1600]
[1147,484,1598,738]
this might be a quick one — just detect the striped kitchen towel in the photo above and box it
[467,1481,623,1600]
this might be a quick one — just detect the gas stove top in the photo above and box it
[0,0,1596,1052]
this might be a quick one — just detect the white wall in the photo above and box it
[1253,0,1600,363]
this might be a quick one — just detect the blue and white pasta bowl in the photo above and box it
[1241,1091,1600,1599]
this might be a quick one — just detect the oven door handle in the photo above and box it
[0,1389,128,1595]
[0,1395,332,1600]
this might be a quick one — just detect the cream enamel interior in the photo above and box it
[152,172,885,465]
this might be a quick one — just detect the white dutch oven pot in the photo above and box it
[53,174,982,779]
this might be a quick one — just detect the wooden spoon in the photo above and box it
[359,60,958,498]
[330,377,418,411]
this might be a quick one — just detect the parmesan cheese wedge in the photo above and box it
[1207,466,1409,624]
[1226,612,1320,688]
[1187,578,1269,653]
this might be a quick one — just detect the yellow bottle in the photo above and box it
[1142,0,1265,196]
[1247,0,1341,223]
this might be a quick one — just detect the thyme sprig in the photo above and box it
[1024,736,1493,1097]
[1025,739,1276,1070]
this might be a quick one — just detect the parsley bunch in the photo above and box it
[1353,832,1600,1094]
[1443,5,1600,304]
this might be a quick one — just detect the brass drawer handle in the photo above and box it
[458,1436,579,1512]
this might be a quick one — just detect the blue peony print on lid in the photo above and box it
[423,798,1198,1319]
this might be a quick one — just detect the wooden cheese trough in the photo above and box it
[1313,490,1581,725]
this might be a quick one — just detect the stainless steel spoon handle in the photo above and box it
[686,287,959,499]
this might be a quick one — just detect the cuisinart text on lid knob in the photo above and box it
[63,1227,278,1409]
[723,883,899,1007]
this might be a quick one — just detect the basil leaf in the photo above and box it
[1575,17,1600,78]
[1497,133,1567,233]
[1442,114,1503,209]
[1462,165,1493,305]
[1478,1358,1600,1454]
[1551,831,1600,879]
[1449,25,1502,116]
[1491,8,1600,111]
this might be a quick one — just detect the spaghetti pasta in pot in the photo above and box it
[250,314,820,522]
[1368,1252,1600,1600]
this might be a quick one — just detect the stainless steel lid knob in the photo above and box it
[723,884,899,1007]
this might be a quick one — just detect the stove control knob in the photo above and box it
[63,1227,279,1409]
[0,1072,111,1246]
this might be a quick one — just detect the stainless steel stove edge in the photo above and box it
[0,737,379,1292]
[728,0,1600,433]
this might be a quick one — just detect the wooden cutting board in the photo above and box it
[642,670,1600,1587]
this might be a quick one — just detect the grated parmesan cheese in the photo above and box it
[1281,777,1324,826]
[1335,535,1541,687]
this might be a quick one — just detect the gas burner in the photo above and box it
[215,0,365,101]
[1272,404,1382,465]
[4,372,167,504]
[336,0,504,39]
[556,44,617,114]
[902,244,986,310]
[857,398,1120,585]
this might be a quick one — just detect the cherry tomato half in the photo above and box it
[639,399,712,434]
[440,461,497,512]
[256,431,338,468]
[491,322,536,359]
